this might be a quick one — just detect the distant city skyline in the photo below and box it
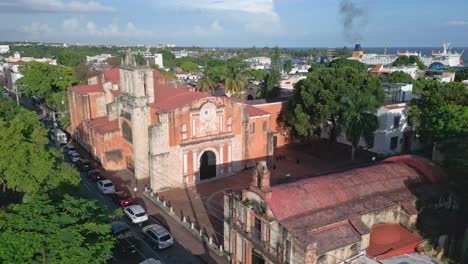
[1,0,468,47]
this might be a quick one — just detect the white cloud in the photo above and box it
[0,0,116,13]
[21,19,153,40]
[448,20,468,26]
[194,19,224,35]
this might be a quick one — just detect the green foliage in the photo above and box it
[134,54,146,66]
[455,69,468,82]
[339,95,379,160]
[283,59,293,74]
[197,74,216,94]
[392,55,426,70]
[387,71,414,84]
[246,69,267,81]
[224,60,248,94]
[57,51,83,67]
[289,66,384,141]
[180,61,199,72]
[409,80,467,142]
[160,50,176,67]
[431,104,468,140]
[329,57,367,72]
[0,193,114,263]
[0,98,80,195]
[261,71,280,99]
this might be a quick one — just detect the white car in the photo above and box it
[139,258,162,264]
[124,205,148,224]
[142,224,173,250]
[96,180,116,194]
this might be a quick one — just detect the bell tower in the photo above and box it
[119,51,154,182]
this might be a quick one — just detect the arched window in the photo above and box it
[227,116,232,132]
[317,255,327,264]
[182,123,187,140]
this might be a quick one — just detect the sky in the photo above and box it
[1,0,468,47]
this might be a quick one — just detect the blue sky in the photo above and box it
[1,0,468,47]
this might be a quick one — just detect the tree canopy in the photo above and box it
[259,47,281,99]
[387,71,414,84]
[455,69,468,82]
[283,59,293,74]
[0,194,114,263]
[181,61,199,72]
[289,65,384,141]
[0,98,80,196]
[329,57,367,73]
[392,55,426,70]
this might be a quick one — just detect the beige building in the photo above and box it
[223,156,445,264]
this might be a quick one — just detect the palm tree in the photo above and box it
[224,65,247,96]
[339,95,379,161]
[196,74,216,94]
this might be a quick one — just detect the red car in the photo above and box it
[112,191,133,208]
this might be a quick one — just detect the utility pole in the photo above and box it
[14,84,20,105]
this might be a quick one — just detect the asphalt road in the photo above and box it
[13,92,206,264]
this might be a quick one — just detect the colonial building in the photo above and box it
[223,155,445,264]
[68,52,289,191]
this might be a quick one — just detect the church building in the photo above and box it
[68,52,290,191]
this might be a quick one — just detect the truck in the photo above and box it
[50,128,67,145]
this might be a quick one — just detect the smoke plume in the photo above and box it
[339,0,367,44]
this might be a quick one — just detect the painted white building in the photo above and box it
[144,53,164,68]
[173,50,189,59]
[370,64,419,79]
[86,54,112,63]
[280,75,306,90]
[0,45,9,54]
[175,72,201,82]
[322,83,421,156]
[5,52,57,65]
[245,57,271,65]
[289,64,311,74]
[249,64,267,70]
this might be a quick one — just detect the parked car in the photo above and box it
[87,170,104,182]
[142,224,173,250]
[63,145,76,153]
[78,159,92,172]
[70,152,81,163]
[96,179,116,194]
[139,258,162,264]
[124,205,148,224]
[112,191,133,208]
[110,221,140,255]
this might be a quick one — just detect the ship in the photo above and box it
[349,43,464,68]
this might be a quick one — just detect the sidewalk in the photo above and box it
[73,144,229,264]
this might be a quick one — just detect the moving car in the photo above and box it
[87,170,104,182]
[139,259,162,264]
[112,191,133,208]
[96,179,115,194]
[124,205,148,224]
[110,221,140,255]
[142,224,173,250]
[78,159,92,172]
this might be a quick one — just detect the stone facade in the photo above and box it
[68,52,279,191]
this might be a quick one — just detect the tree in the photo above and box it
[181,61,199,72]
[455,69,468,82]
[431,104,468,141]
[329,57,367,72]
[409,80,467,142]
[259,47,281,99]
[134,54,146,66]
[246,69,267,82]
[74,61,101,84]
[289,66,383,142]
[0,98,80,196]
[339,95,379,160]
[283,59,293,74]
[224,65,247,95]
[160,50,176,68]
[0,194,114,263]
[387,71,414,84]
[57,51,82,67]
[392,55,426,70]
[197,74,216,94]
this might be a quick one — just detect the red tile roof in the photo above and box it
[308,221,361,254]
[264,155,442,250]
[245,105,270,117]
[86,117,119,135]
[366,224,421,260]
[68,84,104,95]
[102,68,120,85]
[152,82,210,112]
[384,154,445,183]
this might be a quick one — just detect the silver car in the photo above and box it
[142,224,173,250]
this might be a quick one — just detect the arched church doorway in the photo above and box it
[200,151,216,180]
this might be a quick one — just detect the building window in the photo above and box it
[250,122,255,134]
[402,91,406,102]
[192,119,196,137]
[219,115,223,132]
[262,120,267,132]
[183,153,188,175]
[122,121,133,143]
[227,116,232,132]
[390,136,398,150]
[182,123,187,140]
[394,116,401,129]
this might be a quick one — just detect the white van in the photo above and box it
[50,128,67,145]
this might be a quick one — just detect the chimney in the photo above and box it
[250,160,271,198]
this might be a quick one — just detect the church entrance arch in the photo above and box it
[200,151,216,180]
